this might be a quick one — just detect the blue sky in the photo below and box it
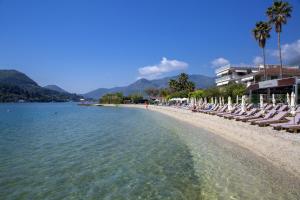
[0,0,299,93]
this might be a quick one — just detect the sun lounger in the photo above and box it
[220,107,241,118]
[248,109,277,124]
[281,124,300,133]
[252,111,289,127]
[240,109,266,122]
[209,104,228,115]
[270,113,300,130]
[234,108,259,120]
[224,109,247,119]
[201,104,219,113]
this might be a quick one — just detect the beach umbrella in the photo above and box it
[291,92,297,124]
[241,95,246,112]
[236,95,239,104]
[260,94,264,110]
[287,93,291,107]
[219,97,222,106]
[214,97,218,105]
[228,96,232,111]
[272,94,276,107]
[291,92,296,115]
[222,97,225,106]
[210,97,214,104]
[204,97,207,104]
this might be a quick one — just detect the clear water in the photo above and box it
[0,103,299,200]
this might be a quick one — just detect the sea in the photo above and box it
[0,103,300,200]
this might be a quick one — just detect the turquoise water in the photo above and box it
[0,103,300,200]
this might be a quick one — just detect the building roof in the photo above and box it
[255,67,300,76]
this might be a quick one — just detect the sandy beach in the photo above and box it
[107,104,300,178]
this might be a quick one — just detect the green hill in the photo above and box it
[0,70,82,102]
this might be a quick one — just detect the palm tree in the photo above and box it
[168,79,178,92]
[253,21,271,81]
[266,0,292,78]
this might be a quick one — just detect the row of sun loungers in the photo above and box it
[191,102,300,133]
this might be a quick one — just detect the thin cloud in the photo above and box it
[270,39,300,65]
[211,57,230,68]
[138,57,188,79]
[253,56,263,65]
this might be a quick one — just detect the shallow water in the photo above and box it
[0,103,299,199]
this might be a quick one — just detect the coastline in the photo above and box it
[104,104,300,178]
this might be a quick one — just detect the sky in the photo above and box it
[0,0,299,94]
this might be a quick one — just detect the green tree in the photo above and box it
[128,93,144,104]
[168,79,179,92]
[266,0,292,78]
[189,89,204,99]
[99,92,124,104]
[145,88,159,98]
[253,21,271,81]
[203,87,220,98]
[168,73,195,93]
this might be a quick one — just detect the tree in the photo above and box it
[189,89,204,99]
[168,79,179,92]
[128,93,144,104]
[203,87,220,98]
[266,0,292,78]
[145,88,159,98]
[99,92,124,104]
[253,21,271,81]
[168,73,195,93]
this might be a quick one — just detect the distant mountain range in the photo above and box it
[0,70,82,102]
[84,74,215,99]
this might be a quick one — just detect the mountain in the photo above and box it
[44,85,68,93]
[84,74,215,99]
[0,69,38,87]
[0,69,82,102]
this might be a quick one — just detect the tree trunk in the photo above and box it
[278,32,283,79]
[263,47,267,81]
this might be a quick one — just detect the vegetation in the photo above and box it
[168,73,195,93]
[0,70,83,102]
[99,92,124,104]
[128,94,144,104]
[189,83,246,102]
[266,0,292,78]
[253,21,271,80]
[0,83,82,102]
[145,88,160,98]
[99,92,144,104]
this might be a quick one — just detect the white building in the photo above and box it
[215,65,259,86]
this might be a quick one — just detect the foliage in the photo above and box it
[187,83,246,99]
[253,21,271,49]
[168,91,189,99]
[221,83,246,98]
[128,93,144,104]
[168,73,195,93]
[99,92,124,104]
[266,0,292,33]
[189,90,204,98]
[203,87,220,98]
[159,88,170,98]
[0,83,83,102]
[145,88,160,98]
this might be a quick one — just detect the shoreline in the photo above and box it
[104,104,300,178]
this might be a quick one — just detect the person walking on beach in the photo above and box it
[145,101,149,109]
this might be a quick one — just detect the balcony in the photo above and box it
[215,75,238,83]
[215,65,231,74]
